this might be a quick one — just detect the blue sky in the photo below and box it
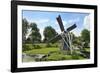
[22,10,90,40]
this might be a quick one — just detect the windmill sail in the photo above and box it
[47,34,62,43]
[56,15,65,32]
[67,24,77,32]
[48,15,77,54]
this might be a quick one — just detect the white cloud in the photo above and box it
[63,18,80,31]
[56,29,61,34]
[62,18,80,36]
[28,19,50,25]
[83,15,90,30]
[67,18,80,24]
[71,15,91,37]
[36,19,50,24]
[63,20,68,27]
[71,28,82,37]
[55,18,79,29]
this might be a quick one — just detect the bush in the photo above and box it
[35,58,41,61]
[51,43,59,47]
[71,51,79,59]
[46,44,52,47]
[22,44,32,51]
[33,45,42,49]
[61,57,66,60]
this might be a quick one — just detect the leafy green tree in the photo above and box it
[73,36,82,46]
[30,23,41,43]
[22,18,29,43]
[81,29,90,47]
[43,26,58,43]
[71,33,81,46]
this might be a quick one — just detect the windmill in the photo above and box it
[48,15,77,54]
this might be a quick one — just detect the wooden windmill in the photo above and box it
[48,15,77,54]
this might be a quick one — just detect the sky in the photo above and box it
[22,10,90,40]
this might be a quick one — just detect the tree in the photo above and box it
[71,32,81,47]
[22,18,29,43]
[43,26,58,43]
[81,29,90,47]
[30,23,41,43]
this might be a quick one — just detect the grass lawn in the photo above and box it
[23,44,90,62]
[47,53,72,61]
[24,47,59,55]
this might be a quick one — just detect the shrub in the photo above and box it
[52,43,59,47]
[33,45,41,49]
[71,51,79,59]
[61,57,66,60]
[22,44,32,51]
[35,58,41,61]
[46,44,52,47]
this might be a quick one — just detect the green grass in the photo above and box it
[47,53,72,61]
[24,47,59,55]
[23,43,89,61]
